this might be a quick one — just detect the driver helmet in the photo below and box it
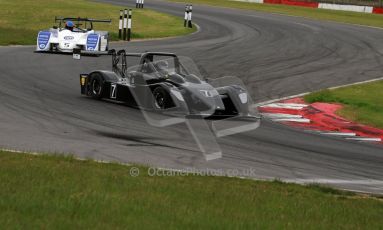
[156,60,169,71]
[65,21,74,31]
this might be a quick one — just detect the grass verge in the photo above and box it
[0,0,196,46]
[0,150,383,229]
[171,0,383,28]
[304,80,383,129]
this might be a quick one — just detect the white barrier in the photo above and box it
[232,0,264,3]
[230,0,381,14]
[318,3,373,13]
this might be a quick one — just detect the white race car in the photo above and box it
[36,17,111,53]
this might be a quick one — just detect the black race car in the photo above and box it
[78,49,251,117]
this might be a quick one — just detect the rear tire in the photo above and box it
[88,73,105,99]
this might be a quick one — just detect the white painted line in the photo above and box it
[254,77,383,107]
[265,105,306,110]
[261,113,302,119]
[275,103,308,107]
[285,178,383,185]
[328,77,383,90]
[214,122,261,138]
[321,132,357,137]
[260,103,308,110]
[272,118,311,123]
[253,92,310,107]
[0,148,131,166]
[346,137,382,142]
[1,148,40,155]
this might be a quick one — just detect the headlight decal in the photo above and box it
[239,93,247,104]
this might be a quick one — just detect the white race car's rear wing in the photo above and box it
[55,17,112,23]
[55,17,111,31]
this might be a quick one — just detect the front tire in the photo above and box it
[88,73,105,99]
[152,87,172,110]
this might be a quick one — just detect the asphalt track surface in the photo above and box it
[1,0,383,193]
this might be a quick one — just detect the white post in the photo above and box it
[127,9,132,41]
[184,5,188,27]
[123,9,127,40]
[119,10,123,39]
[188,5,193,28]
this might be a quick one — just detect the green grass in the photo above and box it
[171,0,383,28]
[0,0,196,45]
[1,150,383,229]
[304,80,383,129]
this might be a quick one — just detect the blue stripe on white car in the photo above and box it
[37,31,51,50]
[86,34,100,51]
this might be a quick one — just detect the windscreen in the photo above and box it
[143,55,205,83]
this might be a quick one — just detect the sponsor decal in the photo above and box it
[86,34,99,51]
[37,31,51,50]
[64,36,74,40]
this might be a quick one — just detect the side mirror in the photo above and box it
[53,26,58,29]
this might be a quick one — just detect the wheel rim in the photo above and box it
[154,91,166,109]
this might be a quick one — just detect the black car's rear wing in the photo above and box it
[73,49,142,77]
[73,49,178,77]
[73,49,142,59]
